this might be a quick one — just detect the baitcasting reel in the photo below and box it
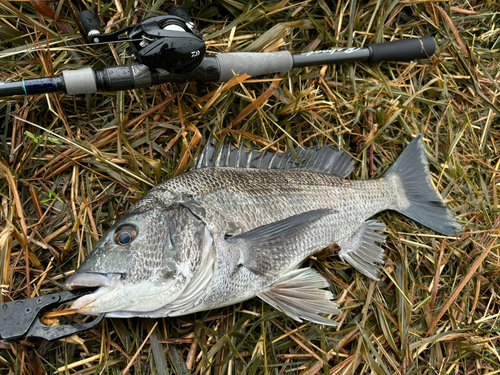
[78,5,205,73]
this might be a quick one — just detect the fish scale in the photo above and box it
[168,168,395,234]
[147,170,397,315]
[66,135,461,325]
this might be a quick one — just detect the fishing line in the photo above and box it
[0,38,144,58]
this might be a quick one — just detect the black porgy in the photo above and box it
[67,135,461,325]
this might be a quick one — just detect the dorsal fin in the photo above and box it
[192,138,353,178]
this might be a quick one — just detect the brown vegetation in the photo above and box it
[0,0,498,374]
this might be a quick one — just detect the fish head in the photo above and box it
[66,203,209,316]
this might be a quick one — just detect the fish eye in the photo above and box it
[114,225,137,245]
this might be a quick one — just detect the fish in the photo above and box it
[66,134,461,325]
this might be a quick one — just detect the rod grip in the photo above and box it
[216,51,293,81]
[78,10,101,39]
[367,36,435,62]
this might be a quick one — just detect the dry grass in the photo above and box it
[0,0,499,374]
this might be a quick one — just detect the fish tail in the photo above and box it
[385,135,462,235]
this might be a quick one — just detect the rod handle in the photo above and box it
[78,10,101,40]
[216,51,293,81]
[367,36,435,62]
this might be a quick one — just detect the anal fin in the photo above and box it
[257,268,340,326]
[337,220,386,281]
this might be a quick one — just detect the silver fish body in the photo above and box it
[67,135,461,325]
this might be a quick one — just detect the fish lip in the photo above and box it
[66,272,118,290]
[66,273,122,314]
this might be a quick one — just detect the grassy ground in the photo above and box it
[0,0,499,374]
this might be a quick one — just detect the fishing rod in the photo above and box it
[0,5,436,98]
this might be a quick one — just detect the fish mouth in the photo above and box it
[67,272,116,289]
[66,272,120,314]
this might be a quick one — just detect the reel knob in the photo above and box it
[78,10,101,42]
[169,5,192,23]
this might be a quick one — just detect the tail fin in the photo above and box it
[386,135,462,235]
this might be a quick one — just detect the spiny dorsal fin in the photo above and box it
[192,138,353,178]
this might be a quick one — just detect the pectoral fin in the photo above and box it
[228,209,335,276]
[337,220,386,280]
[230,209,334,246]
[257,268,340,326]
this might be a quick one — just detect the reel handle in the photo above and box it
[78,10,101,41]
